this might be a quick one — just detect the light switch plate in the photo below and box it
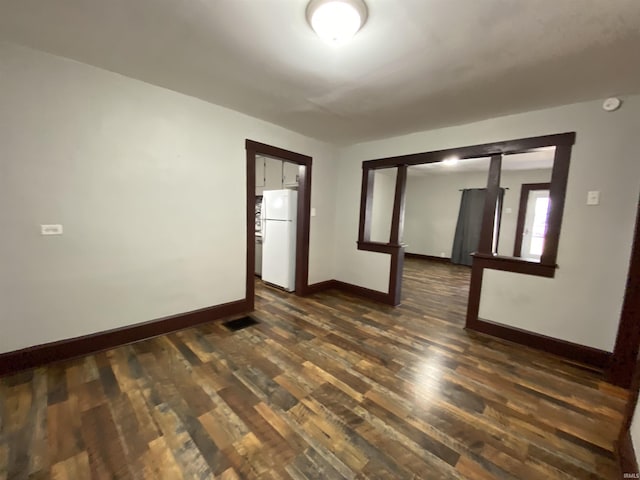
[587,191,600,206]
[311,208,317,217]
[41,224,63,235]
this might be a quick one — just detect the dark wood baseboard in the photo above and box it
[304,280,339,294]
[468,318,611,369]
[333,280,391,305]
[0,276,391,378]
[618,430,639,477]
[305,279,392,305]
[405,252,451,263]
[0,298,250,377]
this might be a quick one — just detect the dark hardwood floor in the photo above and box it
[0,258,628,479]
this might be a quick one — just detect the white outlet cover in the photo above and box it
[41,224,63,235]
[587,191,600,206]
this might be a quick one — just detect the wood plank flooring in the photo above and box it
[0,258,629,479]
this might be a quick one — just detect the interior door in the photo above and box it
[521,189,550,261]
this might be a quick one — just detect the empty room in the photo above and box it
[1,1,640,479]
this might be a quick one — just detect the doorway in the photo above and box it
[514,183,551,261]
[245,140,312,310]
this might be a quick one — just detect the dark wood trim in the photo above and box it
[246,147,257,310]
[279,277,396,305]
[296,158,312,296]
[358,133,574,297]
[333,280,392,305]
[245,140,312,297]
[405,253,451,263]
[472,253,557,278]
[304,280,339,294]
[389,247,405,306]
[363,132,576,169]
[465,263,484,328]
[355,132,578,362]
[617,357,640,476]
[478,154,502,253]
[608,197,640,477]
[623,358,640,433]
[468,318,611,369]
[541,144,572,266]
[354,241,403,306]
[358,166,374,243]
[389,165,407,245]
[607,196,640,388]
[618,430,638,477]
[0,299,250,377]
[245,140,312,165]
[356,162,408,306]
[513,182,551,258]
[357,241,403,255]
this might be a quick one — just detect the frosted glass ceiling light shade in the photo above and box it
[307,0,368,44]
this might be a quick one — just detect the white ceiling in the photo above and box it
[1,0,639,144]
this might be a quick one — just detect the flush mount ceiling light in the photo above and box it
[307,0,368,44]
[441,156,460,166]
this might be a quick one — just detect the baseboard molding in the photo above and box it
[0,298,250,377]
[405,252,451,263]
[618,430,639,477]
[468,318,611,369]
[333,280,391,305]
[305,279,392,305]
[304,280,339,294]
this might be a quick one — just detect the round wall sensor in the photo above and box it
[603,97,622,112]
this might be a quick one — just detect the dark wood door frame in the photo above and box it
[245,140,312,310]
[352,134,622,369]
[607,196,640,388]
[513,182,551,257]
[357,132,575,306]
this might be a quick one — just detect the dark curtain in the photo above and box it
[451,188,505,266]
[451,189,486,266]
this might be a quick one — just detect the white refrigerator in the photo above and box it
[261,189,297,291]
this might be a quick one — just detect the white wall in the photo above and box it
[404,169,552,258]
[334,96,640,351]
[0,43,337,353]
[370,169,396,243]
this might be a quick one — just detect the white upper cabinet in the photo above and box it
[255,158,299,195]
[265,157,283,190]
[283,161,299,187]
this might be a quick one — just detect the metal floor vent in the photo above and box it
[222,316,259,331]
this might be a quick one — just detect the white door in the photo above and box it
[521,189,550,261]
